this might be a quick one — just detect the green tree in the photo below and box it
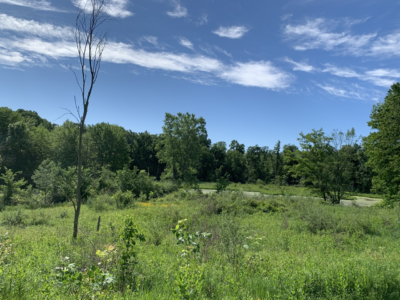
[246,145,267,183]
[157,112,207,186]
[51,120,79,169]
[287,129,356,203]
[226,140,246,183]
[364,83,400,203]
[88,123,129,172]
[0,167,27,207]
[31,159,58,204]
[127,131,165,179]
[281,144,299,185]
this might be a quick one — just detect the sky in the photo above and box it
[1,0,400,149]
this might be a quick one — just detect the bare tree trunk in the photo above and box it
[73,122,85,238]
[72,0,109,239]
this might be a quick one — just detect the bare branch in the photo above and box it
[54,107,80,123]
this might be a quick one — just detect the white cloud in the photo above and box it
[284,18,376,55]
[220,61,292,89]
[0,48,27,65]
[0,0,62,11]
[284,58,314,72]
[0,16,290,90]
[316,84,364,100]
[213,26,249,39]
[322,64,397,88]
[178,37,193,50]
[322,64,360,78]
[72,0,133,18]
[280,14,292,21]
[140,36,159,47]
[166,0,187,18]
[197,14,208,25]
[369,31,400,57]
[365,68,400,78]
[214,46,232,58]
[0,14,73,39]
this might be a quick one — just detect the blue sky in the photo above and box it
[1,0,399,149]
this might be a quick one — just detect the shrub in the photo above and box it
[215,175,230,193]
[0,168,27,207]
[1,208,27,226]
[114,190,135,209]
[256,179,265,187]
[87,194,116,212]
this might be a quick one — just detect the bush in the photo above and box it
[114,190,135,209]
[256,179,265,187]
[1,208,27,226]
[0,168,27,207]
[215,175,230,193]
[87,194,116,212]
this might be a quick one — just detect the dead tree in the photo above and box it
[72,0,109,238]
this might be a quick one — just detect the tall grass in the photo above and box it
[0,192,399,299]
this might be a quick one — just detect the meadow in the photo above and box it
[0,188,399,299]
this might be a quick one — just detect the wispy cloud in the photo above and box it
[0,16,291,90]
[72,0,133,18]
[283,18,376,55]
[178,37,193,50]
[0,0,62,12]
[316,83,365,100]
[214,46,232,58]
[322,64,397,88]
[213,26,249,39]
[280,14,292,21]
[369,31,400,57]
[284,58,314,72]
[197,14,208,25]
[139,36,159,47]
[0,48,27,65]
[166,0,187,18]
[365,68,400,78]
[0,14,73,39]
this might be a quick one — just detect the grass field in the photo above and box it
[0,189,398,299]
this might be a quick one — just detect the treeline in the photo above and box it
[0,107,374,201]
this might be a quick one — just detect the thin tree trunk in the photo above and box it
[73,121,85,238]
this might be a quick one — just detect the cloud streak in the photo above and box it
[166,0,187,18]
[322,64,397,88]
[0,14,73,39]
[213,26,249,39]
[72,0,133,18]
[0,0,62,12]
[284,58,314,72]
[0,14,292,90]
[178,37,194,50]
[283,18,376,55]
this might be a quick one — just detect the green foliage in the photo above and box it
[0,168,27,207]
[157,112,207,186]
[88,123,130,172]
[117,166,155,199]
[215,173,230,193]
[118,216,145,290]
[114,190,135,209]
[54,258,115,296]
[287,128,358,203]
[1,207,27,226]
[171,219,211,257]
[364,83,400,203]
[31,159,58,204]
[87,194,116,212]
